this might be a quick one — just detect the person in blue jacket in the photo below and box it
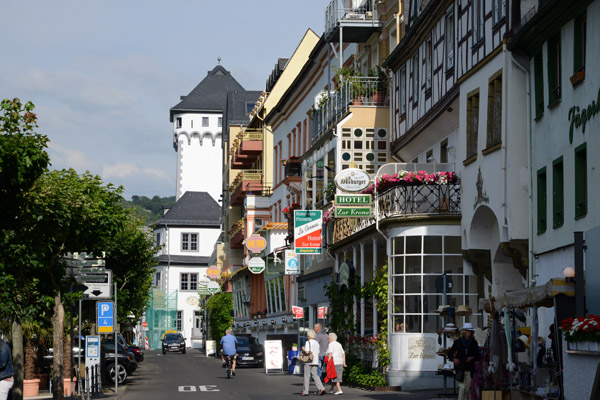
[0,338,14,400]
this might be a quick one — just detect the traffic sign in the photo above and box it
[77,270,112,299]
[248,257,266,274]
[97,301,114,334]
[142,321,148,329]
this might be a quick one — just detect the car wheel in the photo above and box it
[106,363,127,384]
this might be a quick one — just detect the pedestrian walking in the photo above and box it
[313,323,328,382]
[301,330,325,396]
[0,338,14,400]
[448,323,480,400]
[325,333,346,395]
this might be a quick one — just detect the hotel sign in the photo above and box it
[334,168,370,192]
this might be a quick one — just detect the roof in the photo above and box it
[170,64,245,121]
[224,90,262,129]
[156,191,221,227]
[157,254,210,266]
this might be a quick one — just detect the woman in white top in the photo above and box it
[302,329,325,396]
[326,332,347,395]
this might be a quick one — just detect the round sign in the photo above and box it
[335,168,371,192]
[207,281,220,294]
[206,265,220,279]
[246,234,267,253]
[142,321,148,328]
[248,256,266,274]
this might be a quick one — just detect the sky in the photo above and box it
[1,0,326,200]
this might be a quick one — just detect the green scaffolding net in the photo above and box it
[145,289,178,349]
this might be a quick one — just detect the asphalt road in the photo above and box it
[119,349,449,400]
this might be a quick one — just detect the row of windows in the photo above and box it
[156,232,199,252]
[534,13,587,118]
[176,116,223,129]
[537,143,587,234]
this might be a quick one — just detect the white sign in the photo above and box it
[264,340,284,373]
[207,281,220,294]
[334,168,371,192]
[248,257,266,274]
[78,270,112,299]
[284,250,300,275]
[85,335,100,390]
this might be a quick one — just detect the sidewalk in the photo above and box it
[22,387,125,400]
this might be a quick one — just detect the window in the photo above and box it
[412,54,419,104]
[202,117,209,127]
[440,139,449,163]
[486,72,502,148]
[400,66,407,115]
[552,157,564,229]
[180,273,198,291]
[466,90,480,159]
[425,38,432,92]
[218,117,223,127]
[176,311,182,331]
[537,168,547,234]
[446,10,454,70]
[426,149,434,163]
[176,117,182,128]
[573,13,586,74]
[574,143,587,219]
[547,34,561,106]
[473,0,484,42]
[181,233,198,251]
[265,275,286,315]
[492,0,505,25]
[534,52,544,119]
[154,272,161,287]
[155,232,161,246]
[246,102,254,115]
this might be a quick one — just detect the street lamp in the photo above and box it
[563,266,575,284]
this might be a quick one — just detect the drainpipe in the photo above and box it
[510,50,532,288]
[502,43,509,233]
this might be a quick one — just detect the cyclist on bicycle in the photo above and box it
[220,329,238,376]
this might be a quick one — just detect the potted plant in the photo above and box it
[333,66,355,89]
[369,66,388,105]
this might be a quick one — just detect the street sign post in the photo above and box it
[77,270,112,299]
[97,301,114,334]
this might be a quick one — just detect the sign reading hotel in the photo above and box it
[294,210,322,254]
[334,168,371,192]
[334,194,372,218]
[407,337,436,359]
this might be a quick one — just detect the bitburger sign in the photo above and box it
[334,168,371,192]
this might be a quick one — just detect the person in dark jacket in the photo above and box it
[0,338,14,400]
[448,323,480,400]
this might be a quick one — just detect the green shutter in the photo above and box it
[534,52,544,118]
[575,143,587,219]
[573,13,586,73]
[537,167,547,234]
[552,157,564,229]
[547,35,561,106]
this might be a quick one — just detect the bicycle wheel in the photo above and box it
[226,363,231,379]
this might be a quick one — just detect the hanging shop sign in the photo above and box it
[317,306,328,319]
[335,207,372,218]
[248,256,266,274]
[246,233,267,254]
[334,194,371,205]
[284,250,300,275]
[292,306,304,319]
[294,210,322,254]
[207,281,220,294]
[206,265,220,279]
[334,168,371,192]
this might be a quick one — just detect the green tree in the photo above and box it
[205,292,233,340]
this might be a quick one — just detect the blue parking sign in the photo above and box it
[97,301,114,334]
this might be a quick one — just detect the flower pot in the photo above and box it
[23,378,40,397]
[373,91,386,105]
[64,377,76,396]
[589,342,600,352]
[576,342,590,351]
[34,373,49,390]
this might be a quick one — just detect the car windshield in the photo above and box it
[165,334,182,340]
[237,337,258,346]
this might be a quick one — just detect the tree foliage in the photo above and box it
[205,292,233,340]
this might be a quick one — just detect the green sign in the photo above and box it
[248,257,266,274]
[335,194,371,206]
[335,207,372,218]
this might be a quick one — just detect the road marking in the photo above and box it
[178,385,220,392]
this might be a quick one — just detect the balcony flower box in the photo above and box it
[562,314,600,352]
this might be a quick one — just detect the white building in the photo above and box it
[170,64,245,202]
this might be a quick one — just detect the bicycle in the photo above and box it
[224,355,234,379]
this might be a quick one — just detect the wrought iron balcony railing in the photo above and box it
[331,183,461,244]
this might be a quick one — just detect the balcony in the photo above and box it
[230,170,265,206]
[331,183,461,244]
[311,76,388,143]
[230,128,263,169]
[228,218,245,250]
[324,0,382,42]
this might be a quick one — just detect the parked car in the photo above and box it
[235,335,263,367]
[103,341,138,384]
[162,332,186,354]
[106,334,144,362]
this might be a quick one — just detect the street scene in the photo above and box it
[2,1,600,400]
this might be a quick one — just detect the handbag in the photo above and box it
[299,350,314,363]
[455,368,465,383]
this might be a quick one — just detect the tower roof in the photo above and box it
[170,64,245,121]
[156,191,221,227]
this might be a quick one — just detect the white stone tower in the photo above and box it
[170,64,245,202]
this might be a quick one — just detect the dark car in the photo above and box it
[235,335,263,367]
[162,333,186,354]
[106,334,144,362]
[103,342,138,384]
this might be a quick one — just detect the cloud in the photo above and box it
[102,162,170,182]
[48,142,96,173]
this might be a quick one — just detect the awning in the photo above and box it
[480,278,575,310]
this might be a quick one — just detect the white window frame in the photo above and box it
[176,310,183,331]
[473,0,484,42]
[181,232,198,252]
[425,37,432,91]
[492,0,506,25]
[180,272,199,291]
[400,66,406,115]
[412,54,419,104]
[202,117,209,127]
